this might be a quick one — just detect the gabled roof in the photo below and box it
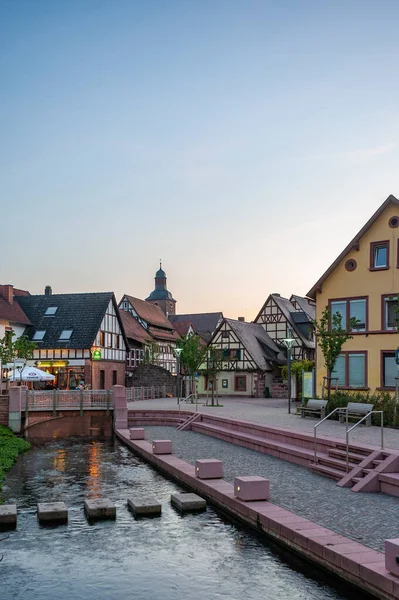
[307,194,399,298]
[169,312,223,342]
[17,292,124,349]
[290,295,316,321]
[148,326,180,342]
[0,295,31,326]
[255,294,315,349]
[119,310,152,345]
[221,318,285,371]
[122,295,175,330]
[172,320,194,338]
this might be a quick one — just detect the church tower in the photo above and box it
[145,262,177,316]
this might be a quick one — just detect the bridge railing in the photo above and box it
[26,389,113,413]
[126,385,176,402]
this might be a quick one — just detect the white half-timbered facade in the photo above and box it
[254,294,315,361]
[197,318,285,397]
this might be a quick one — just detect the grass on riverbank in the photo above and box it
[0,425,30,500]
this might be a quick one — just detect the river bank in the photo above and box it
[0,425,30,500]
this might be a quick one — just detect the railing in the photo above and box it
[26,389,113,416]
[178,393,196,414]
[126,385,176,402]
[345,410,384,472]
[314,407,348,464]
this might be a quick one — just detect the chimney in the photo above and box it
[45,285,52,296]
[238,316,245,322]
[1,285,14,304]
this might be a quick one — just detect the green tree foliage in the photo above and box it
[178,334,208,398]
[143,341,159,365]
[280,359,315,381]
[312,306,358,400]
[0,425,30,501]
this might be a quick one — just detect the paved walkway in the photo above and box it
[128,396,399,451]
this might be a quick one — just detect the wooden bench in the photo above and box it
[299,399,327,419]
[339,402,374,426]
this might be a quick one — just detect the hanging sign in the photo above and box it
[92,349,101,360]
[302,370,314,399]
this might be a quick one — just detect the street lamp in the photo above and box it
[14,358,26,387]
[282,330,295,414]
[174,348,183,404]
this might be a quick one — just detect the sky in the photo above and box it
[1,0,399,320]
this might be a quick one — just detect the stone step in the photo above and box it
[309,463,344,481]
[328,448,368,464]
[316,456,357,472]
[334,442,373,458]
[372,459,384,467]
[352,477,362,484]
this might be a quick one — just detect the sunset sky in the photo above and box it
[2,0,399,320]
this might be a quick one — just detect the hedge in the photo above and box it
[0,425,30,500]
[306,391,398,427]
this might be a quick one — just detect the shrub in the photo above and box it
[0,425,30,499]
[326,391,397,427]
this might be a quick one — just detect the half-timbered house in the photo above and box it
[254,294,315,361]
[17,290,128,389]
[119,295,180,374]
[197,318,286,397]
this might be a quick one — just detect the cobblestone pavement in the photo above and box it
[128,396,399,450]
[143,425,399,552]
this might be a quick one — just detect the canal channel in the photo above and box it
[1,438,372,600]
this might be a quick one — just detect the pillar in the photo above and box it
[112,385,128,430]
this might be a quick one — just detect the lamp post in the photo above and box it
[282,330,295,414]
[174,347,183,404]
[14,358,26,387]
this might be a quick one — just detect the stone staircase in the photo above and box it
[310,444,374,482]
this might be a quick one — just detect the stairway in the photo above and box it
[310,443,374,483]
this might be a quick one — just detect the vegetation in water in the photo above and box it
[0,425,30,501]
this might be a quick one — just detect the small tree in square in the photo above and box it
[178,334,208,399]
[313,307,358,401]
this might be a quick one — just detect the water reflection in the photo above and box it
[0,439,365,600]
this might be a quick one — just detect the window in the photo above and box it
[370,241,389,270]
[99,331,105,346]
[332,352,367,388]
[221,331,230,339]
[45,307,58,316]
[222,348,241,360]
[114,334,120,349]
[234,376,246,391]
[382,352,397,388]
[330,298,367,332]
[222,379,228,389]
[382,295,399,330]
[59,329,73,340]
[112,370,117,385]
[99,370,105,389]
[33,330,46,341]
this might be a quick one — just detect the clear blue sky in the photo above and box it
[2,0,399,319]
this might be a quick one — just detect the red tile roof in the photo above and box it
[0,294,31,325]
[172,320,193,337]
[149,326,180,342]
[119,310,152,345]
[123,295,175,330]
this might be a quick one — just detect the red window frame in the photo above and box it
[370,240,389,271]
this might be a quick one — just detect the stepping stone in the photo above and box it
[171,492,206,513]
[127,498,161,517]
[37,502,68,523]
[234,476,270,501]
[152,439,172,455]
[130,427,145,440]
[84,498,116,520]
[195,459,223,479]
[0,504,17,528]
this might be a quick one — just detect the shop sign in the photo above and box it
[92,349,101,360]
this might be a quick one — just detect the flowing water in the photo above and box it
[0,438,369,600]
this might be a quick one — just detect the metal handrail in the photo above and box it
[345,410,383,472]
[178,393,195,414]
[314,407,348,464]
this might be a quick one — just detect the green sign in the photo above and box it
[92,349,101,360]
[302,370,314,399]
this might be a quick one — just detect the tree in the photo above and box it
[200,347,223,406]
[312,307,358,401]
[178,334,208,399]
[0,333,36,390]
[280,358,315,400]
[143,341,159,365]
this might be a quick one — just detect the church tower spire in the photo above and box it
[145,262,176,316]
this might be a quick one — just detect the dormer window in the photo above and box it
[59,329,73,340]
[45,307,58,316]
[33,330,46,341]
[370,241,389,270]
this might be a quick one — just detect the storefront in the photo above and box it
[35,360,87,390]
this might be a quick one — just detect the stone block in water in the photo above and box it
[37,502,68,523]
[171,492,206,512]
[0,504,17,528]
[195,459,223,479]
[234,476,270,501]
[152,440,172,455]
[84,498,116,520]
[127,498,161,516]
[130,428,145,440]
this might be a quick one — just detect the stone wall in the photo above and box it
[0,394,9,426]
[128,364,176,389]
[271,377,288,398]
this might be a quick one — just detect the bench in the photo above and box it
[339,402,374,426]
[299,399,327,419]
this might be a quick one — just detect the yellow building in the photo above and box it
[308,194,399,396]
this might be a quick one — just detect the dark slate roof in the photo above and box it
[290,295,316,321]
[17,292,117,349]
[146,289,175,301]
[224,319,286,371]
[169,312,223,342]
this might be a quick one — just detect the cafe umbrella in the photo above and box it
[8,366,55,382]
